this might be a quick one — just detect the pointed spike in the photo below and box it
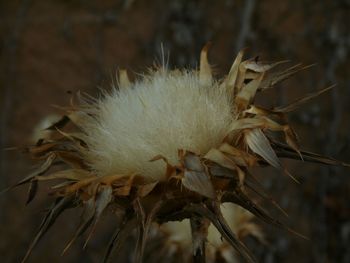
[199,43,212,85]
[184,204,256,263]
[284,168,300,184]
[82,223,96,250]
[272,140,350,167]
[275,85,335,113]
[260,63,315,90]
[62,218,94,254]
[62,198,95,255]
[25,180,38,205]
[244,172,289,217]
[271,64,315,87]
[82,186,113,249]
[0,186,11,195]
[283,125,303,161]
[213,204,256,262]
[103,215,136,263]
[22,196,75,263]
[134,200,163,263]
[10,153,56,190]
[223,190,307,240]
[225,49,245,96]
[245,181,289,218]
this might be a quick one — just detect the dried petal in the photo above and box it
[182,170,215,199]
[245,129,281,169]
[184,152,204,172]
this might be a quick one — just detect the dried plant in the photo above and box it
[5,46,349,263]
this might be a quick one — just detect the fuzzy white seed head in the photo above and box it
[80,69,235,180]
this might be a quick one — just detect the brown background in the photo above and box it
[1,0,349,262]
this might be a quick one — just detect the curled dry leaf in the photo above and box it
[235,73,264,110]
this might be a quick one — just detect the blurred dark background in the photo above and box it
[1,0,349,262]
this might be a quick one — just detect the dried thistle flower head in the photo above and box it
[7,45,349,263]
[81,69,234,181]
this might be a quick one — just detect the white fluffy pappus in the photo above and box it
[80,69,236,180]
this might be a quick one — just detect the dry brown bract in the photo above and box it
[6,46,349,263]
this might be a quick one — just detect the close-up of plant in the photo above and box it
[4,46,348,263]
[1,1,349,263]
